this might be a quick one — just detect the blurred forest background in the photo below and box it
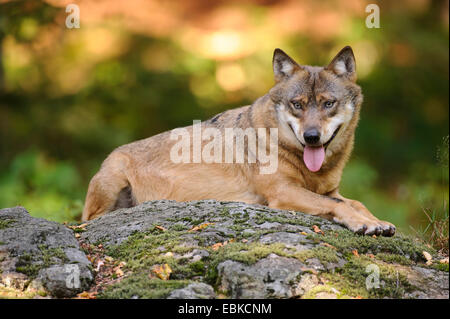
[0,0,448,238]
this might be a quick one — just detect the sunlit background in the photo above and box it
[0,0,448,237]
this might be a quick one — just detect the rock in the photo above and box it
[0,207,93,298]
[217,255,308,298]
[1,200,448,299]
[167,283,216,299]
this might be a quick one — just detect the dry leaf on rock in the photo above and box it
[211,243,224,250]
[312,225,324,235]
[151,263,172,280]
[189,223,214,232]
[75,291,97,299]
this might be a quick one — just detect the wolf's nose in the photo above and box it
[304,129,321,144]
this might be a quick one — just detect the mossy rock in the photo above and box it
[0,207,93,298]
[76,200,448,299]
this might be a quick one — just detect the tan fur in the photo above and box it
[82,46,395,236]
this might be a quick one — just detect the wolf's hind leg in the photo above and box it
[82,153,131,221]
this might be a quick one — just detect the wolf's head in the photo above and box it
[269,46,363,172]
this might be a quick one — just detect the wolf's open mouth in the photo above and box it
[300,125,342,172]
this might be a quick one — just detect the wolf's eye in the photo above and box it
[324,100,335,108]
[291,101,302,110]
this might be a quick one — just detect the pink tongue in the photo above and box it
[303,146,325,172]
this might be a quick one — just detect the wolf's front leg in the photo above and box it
[327,190,396,236]
[258,179,394,236]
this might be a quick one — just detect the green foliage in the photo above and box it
[0,150,84,222]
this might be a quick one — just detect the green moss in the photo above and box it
[294,246,340,265]
[253,213,309,227]
[189,261,205,275]
[309,229,432,262]
[0,219,15,230]
[106,228,204,280]
[229,224,248,232]
[430,263,449,272]
[323,256,416,299]
[218,208,231,217]
[15,253,41,278]
[15,245,68,278]
[205,242,287,285]
[170,223,188,231]
[375,253,413,265]
[98,275,190,299]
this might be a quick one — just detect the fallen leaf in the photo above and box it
[75,291,97,299]
[241,239,248,243]
[210,238,235,250]
[113,261,127,277]
[69,223,88,230]
[352,249,359,257]
[372,235,377,238]
[151,264,172,280]
[211,243,224,250]
[115,268,124,277]
[75,233,81,238]
[164,252,174,257]
[312,225,324,235]
[155,225,166,231]
[189,223,215,232]
[367,254,375,259]
[439,257,449,264]
[423,251,433,265]
[300,231,308,236]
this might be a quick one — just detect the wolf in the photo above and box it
[82,46,396,236]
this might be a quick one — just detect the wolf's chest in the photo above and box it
[302,174,339,195]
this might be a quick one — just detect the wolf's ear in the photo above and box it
[327,46,357,82]
[273,48,301,82]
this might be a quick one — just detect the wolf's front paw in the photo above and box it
[346,219,396,237]
[333,204,395,237]
[348,201,396,237]
[377,220,396,237]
